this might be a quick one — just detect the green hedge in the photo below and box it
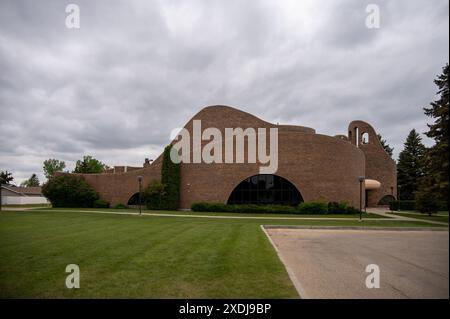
[191,201,361,215]
[389,200,410,211]
[191,202,298,214]
[438,201,449,211]
[93,199,110,208]
[389,200,448,212]
[389,200,416,211]
[298,202,328,214]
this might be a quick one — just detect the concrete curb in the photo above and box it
[260,225,305,299]
[262,225,449,231]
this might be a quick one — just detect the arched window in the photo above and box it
[361,132,369,144]
[127,193,141,205]
[227,174,303,206]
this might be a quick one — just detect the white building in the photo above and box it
[1,184,49,205]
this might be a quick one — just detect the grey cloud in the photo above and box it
[0,0,448,184]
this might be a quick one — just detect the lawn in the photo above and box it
[0,209,442,298]
[1,203,51,208]
[393,212,449,223]
[34,207,385,219]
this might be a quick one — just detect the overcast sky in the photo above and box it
[0,0,448,184]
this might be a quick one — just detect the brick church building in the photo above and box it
[73,105,397,209]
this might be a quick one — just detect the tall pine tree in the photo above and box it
[415,64,449,213]
[397,129,426,200]
[419,64,449,203]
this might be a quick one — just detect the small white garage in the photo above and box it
[1,185,49,205]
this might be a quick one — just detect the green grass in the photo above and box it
[34,207,385,219]
[389,210,449,216]
[0,209,442,298]
[393,212,449,223]
[1,203,51,208]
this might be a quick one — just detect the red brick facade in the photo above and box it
[75,105,396,209]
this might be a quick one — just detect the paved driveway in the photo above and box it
[265,228,449,299]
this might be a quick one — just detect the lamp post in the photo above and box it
[137,176,143,216]
[358,176,365,221]
[397,185,401,212]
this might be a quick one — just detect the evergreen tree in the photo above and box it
[20,174,40,187]
[397,129,426,200]
[0,171,14,184]
[377,133,394,157]
[421,64,449,202]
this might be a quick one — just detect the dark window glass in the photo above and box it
[227,174,303,206]
[127,193,141,205]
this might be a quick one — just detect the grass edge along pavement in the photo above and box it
[0,209,446,298]
[390,212,449,224]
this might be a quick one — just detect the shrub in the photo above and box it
[191,202,297,214]
[113,203,127,209]
[42,174,98,208]
[415,191,440,216]
[327,201,349,214]
[143,181,167,210]
[93,199,110,208]
[345,206,361,215]
[438,201,449,211]
[191,201,361,215]
[389,200,416,211]
[400,200,416,210]
[297,201,328,214]
[234,204,297,214]
[191,202,230,212]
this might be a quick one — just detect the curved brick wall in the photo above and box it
[73,105,395,209]
[348,120,397,206]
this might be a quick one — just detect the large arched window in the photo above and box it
[127,193,141,205]
[227,174,303,206]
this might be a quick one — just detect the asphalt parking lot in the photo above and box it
[265,228,449,299]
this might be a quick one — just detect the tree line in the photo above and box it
[1,155,108,187]
[395,64,448,212]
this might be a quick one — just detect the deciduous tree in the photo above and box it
[73,155,107,174]
[43,159,66,179]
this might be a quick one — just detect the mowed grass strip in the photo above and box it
[33,207,385,219]
[0,210,442,298]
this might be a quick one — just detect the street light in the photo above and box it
[397,185,401,212]
[137,176,143,216]
[358,176,365,221]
